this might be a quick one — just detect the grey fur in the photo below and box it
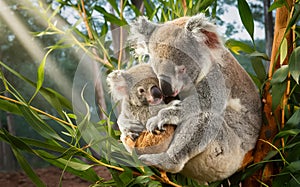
[129,14,262,182]
[107,64,179,151]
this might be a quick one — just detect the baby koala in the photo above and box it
[107,64,179,152]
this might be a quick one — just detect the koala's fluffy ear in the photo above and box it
[107,70,129,101]
[185,14,220,49]
[129,16,158,55]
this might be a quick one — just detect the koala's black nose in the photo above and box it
[151,86,162,99]
[160,78,173,96]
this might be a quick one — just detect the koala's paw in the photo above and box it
[146,116,167,132]
[127,132,140,140]
[139,153,183,173]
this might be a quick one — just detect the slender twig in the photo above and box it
[118,0,124,70]
[0,95,76,128]
[280,2,295,151]
[79,0,93,40]
[181,0,187,16]
[77,1,112,68]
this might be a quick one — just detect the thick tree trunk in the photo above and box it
[243,0,294,186]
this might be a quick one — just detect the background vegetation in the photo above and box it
[0,0,299,186]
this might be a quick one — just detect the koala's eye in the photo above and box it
[138,87,145,94]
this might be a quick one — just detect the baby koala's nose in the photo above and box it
[151,86,163,99]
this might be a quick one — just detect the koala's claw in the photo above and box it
[127,132,140,140]
[146,116,167,132]
[139,153,183,173]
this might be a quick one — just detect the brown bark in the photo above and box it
[243,0,294,186]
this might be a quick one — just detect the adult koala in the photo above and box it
[129,14,262,182]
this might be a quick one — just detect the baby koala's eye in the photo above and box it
[138,87,145,94]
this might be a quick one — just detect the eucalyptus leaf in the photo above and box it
[18,105,65,142]
[94,6,127,26]
[286,4,300,35]
[251,57,267,83]
[286,161,300,172]
[280,38,288,65]
[30,49,53,104]
[225,39,254,54]
[12,148,46,187]
[269,0,287,11]
[119,167,134,185]
[270,65,289,84]
[107,0,120,15]
[130,175,152,186]
[37,150,100,182]
[275,129,300,139]
[286,109,300,129]
[249,51,270,61]
[0,61,72,117]
[271,81,287,111]
[289,47,300,84]
[148,181,163,187]
[0,99,22,115]
[238,0,254,41]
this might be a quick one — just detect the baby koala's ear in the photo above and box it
[107,70,129,101]
[185,14,220,49]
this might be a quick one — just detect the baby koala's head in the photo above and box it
[107,64,163,106]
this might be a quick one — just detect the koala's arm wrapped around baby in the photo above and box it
[124,124,175,155]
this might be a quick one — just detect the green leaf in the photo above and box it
[130,175,151,186]
[30,49,53,104]
[249,51,270,61]
[225,39,254,54]
[0,99,22,115]
[271,65,289,84]
[0,129,36,154]
[148,180,163,187]
[286,4,300,34]
[238,0,254,41]
[94,6,127,26]
[289,47,300,84]
[21,137,66,153]
[11,148,46,187]
[249,73,262,89]
[56,157,93,171]
[286,109,300,129]
[110,169,125,186]
[275,129,300,139]
[36,150,100,182]
[286,161,300,172]
[18,105,64,142]
[0,61,72,117]
[194,0,215,13]
[271,81,287,111]
[269,0,286,11]
[119,167,133,185]
[143,0,154,19]
[280,38,288,65]
[251,57,267,83]
[107,0,120,15]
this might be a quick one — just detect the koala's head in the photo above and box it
[107,64,163,106]
[129,14,221,97]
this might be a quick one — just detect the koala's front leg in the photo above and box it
[146,100,182,132]
[117,114,145,140]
